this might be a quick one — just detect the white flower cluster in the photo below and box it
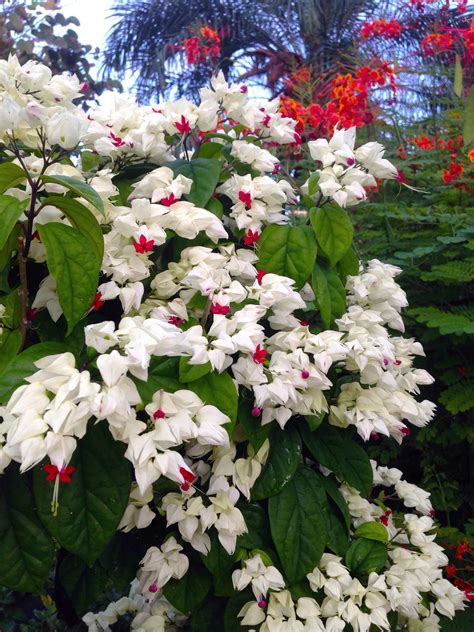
[302,127,398,208]
[0,56,465,631]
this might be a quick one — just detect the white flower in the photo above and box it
[232,553,285,600]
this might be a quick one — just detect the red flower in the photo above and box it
[133,234,155,253]
[44,463,75,483]
[252,344,268,364]
[26,307,37,322]
[447,564,457,577]
[442,161,463,184]
[396,169,408,184]
[243,229,260,246]
[256,269,267,284]
[238,190,253,209]
[175,115,191,134]
[379,510,392,526]
[455,538,470,560]
[91,291,104,311]
[179,466,196,491]
[401,427,411,436]
[159,193,179,206]
[454,578,474,601]
[210,303,230,315]
[168,315,185,326]
[109,131,125,147]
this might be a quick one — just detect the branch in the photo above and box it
[17,239,29,350]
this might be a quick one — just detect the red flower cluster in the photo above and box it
[361,19,402,40]
[442,161,463,184]
[280,62,397,138]
[181,26,221,65]
[421,33,454,56]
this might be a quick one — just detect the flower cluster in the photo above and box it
[360,19,403,40]
[178,25,222,65]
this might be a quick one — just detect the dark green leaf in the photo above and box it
[45,196,104,265]
[163,564,212,614]
[269,466,328,583]
[238,401,271,451]
[0,465,54,594]
[305,412,325,431]
[337,248,359,281]
[201,532,237,597]
[167,158,222,207]
[310,206,353,267]
[0,195,24,251]
[0,341,66,403]
[33,422,131,565]
[224,590,254,631]
[188,371,238,431]
[354,521,388,543]
[345,538,387,575]
[191,598,225,631]
[257,225,317,289]
[40,175,105,215]
[58,554,110,614]
[237,503,271,549]
[301,423,373,496]
[312,260,346,327]
[319,474,351,531]
[179,357,212,383]
[38,223,100,334]
[0,330,21,373]
[251,427,301,500]
[0,162,26,193]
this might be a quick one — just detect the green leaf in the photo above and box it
[191,599,225,631]
[337,248,359,281]
[0,195,24,251]
[301,423,373,496]
[345,538,387,575]
[134,357,181,403]
[251,427,301,500]
[0,162,26,193]
[310,206,353,267]
[305,412,325,431]
[188,371,238,430]
[179,357,212,383]
[45,195,104,265]
[354,521,389,543]
[312,260,346,327]
[40,175,105,215]
[0,465,55,594]
[38,223,100,334]
[80,151,102,173]
[0,330,21,373]
[464,86,474,146]
[0,341,66,403]
[167,158,222,207]
[238,401,271,451]
[163,564,212,614]
[58,554,110,614]
[319,474,351,531]
[33,422,131,566]
[201,532,237,597]
[198,142,224,159]
[224,590,254,631]
[269,466,328,583]
[454,55,463,98]
[257,225,317,289]
[237,503,271,549]
[0,223,20,281]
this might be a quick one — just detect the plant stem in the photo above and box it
[17,240,29,350]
